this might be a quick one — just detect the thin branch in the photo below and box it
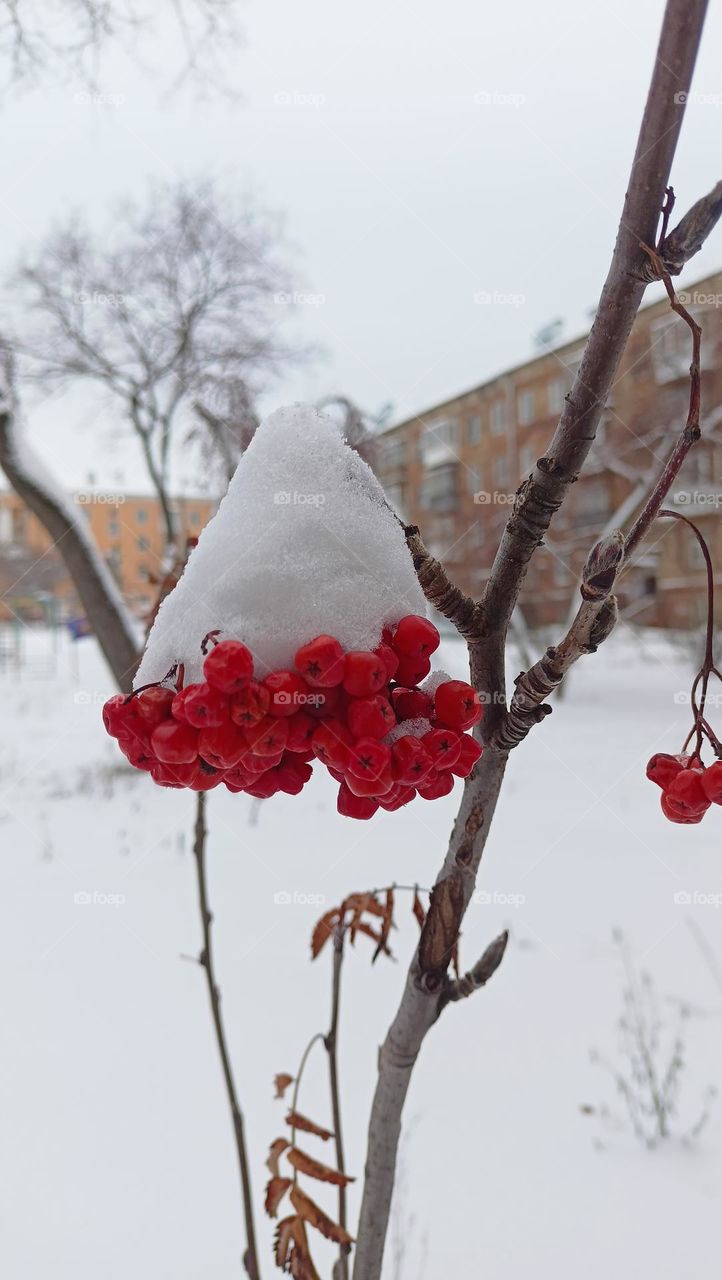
[639,178,722,279]
[325,926,350,1280]
[443,930,509,1005]
[192,793,261,1280]
[403,525,483,640]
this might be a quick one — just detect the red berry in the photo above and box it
[375,643,399,681]
[337,782,379,820]
[174,682,229,728]
[450,734,483,778]
[422,728,461,769]
[661,791,706,824]
[701,761,722,805]
[244,715,289,756]
[348,738,392,794]
[312,719,354,771]
[417,769,455,800]
[394,654,432,686]
[434,680,483,731]
[294,634,345,687]
[391,688,434,721]
[224,765,253,793]
[134,686,174,728]
[285,712,317,752]
[391,614,440,658]
[390,735,434,785]
[118,736,156,771]
[151,720,199,764]
[377,783,416,811]
[151,760,199,788]
[346,694,395,739]
[102,694,136,738]
[239,748,283,774]
[646,752,688,790]
[198,723,247,769]
[188,761,223,791]
[203,640,253,693]
[343,651,388,697]
[306,684,344,718]
[274,755,314,795]
[664,769,710,817]
[264,671,311,717]
[229,681,271,727]
[245,772,283,799]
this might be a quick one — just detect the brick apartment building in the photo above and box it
[376,271,722,630]
[0,489,216,623]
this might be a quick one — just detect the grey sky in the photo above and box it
[2,0,721,492]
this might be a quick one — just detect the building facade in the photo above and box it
[0,490,216,623]
[377,272,722,630]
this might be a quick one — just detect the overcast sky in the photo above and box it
[2,0,721,492]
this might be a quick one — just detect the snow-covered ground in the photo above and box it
[0,625,720,1278]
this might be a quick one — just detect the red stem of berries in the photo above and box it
[647,510,722,825]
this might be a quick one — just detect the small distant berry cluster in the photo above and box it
[646,754,722,825]
[102,615,484,819]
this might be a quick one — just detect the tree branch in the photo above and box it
[0,390,139,692]
[192,792,262,1280]
[353,4,710,1276]
[639,178,722,279]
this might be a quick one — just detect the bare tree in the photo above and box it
[0,0,245,97]
[6,178,303,552]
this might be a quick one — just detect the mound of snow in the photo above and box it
[135,404,426,686]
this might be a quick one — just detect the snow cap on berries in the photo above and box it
[134,404,426,686]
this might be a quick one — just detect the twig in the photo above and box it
[325,926,350,1279]
[192,793,261,1280]
[442,930,509,1005]
[403,525,483,641]
[639,178,722,279]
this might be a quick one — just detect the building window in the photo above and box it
[381,438,407,472]
[420,419,458,467]
[136,508,148,523]
[517,389,535,425]
[189,511,200,526]
[492,455,508,488]
[467,415,482,445]
[420,463,458,511]
[137,536,149,551]
[384,483,406,517]
[108,520,120,538]
[490,400,506,435]
[650,316,690,383]
[466,467,482,495]
[519,445,536,476]
[547,377,566,414]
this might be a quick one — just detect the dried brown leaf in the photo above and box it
[274,1073,295,1099]
[285,1111,333,1142]
[412,889,426,930]
[265,1176,292,1218]
[289,1217,320,1279]
[266,1137,290,1178]
[290,1184,355,1246]
[311,908,341,959]
[274,1215,297,1269]
[287,1147,355,1186]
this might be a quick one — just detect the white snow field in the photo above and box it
[1,625,720,1278]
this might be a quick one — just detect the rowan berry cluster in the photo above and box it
[102,615,484,819]
[646,753,722,825]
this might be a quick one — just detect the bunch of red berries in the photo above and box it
[102,614,484,819]
[647,753,722,825]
